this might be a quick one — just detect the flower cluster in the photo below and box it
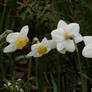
[4,79,24,92]
[3,20,92,58]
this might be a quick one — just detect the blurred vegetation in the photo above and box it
[0,0,92,92]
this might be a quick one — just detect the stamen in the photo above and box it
[64,31,69,40]
[38,45,47,55]
[15,37,29,49]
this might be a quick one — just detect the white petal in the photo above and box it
[57,43,66,54]
[27,51,34,57]
[48,40,57,49]
[41,37,48,44]
[27,51,42,57]
[59,50,66,54]
[4,84,7,87]
[67,23,79,36]
[16,85,19,90]
[82,44,92,58]
[31,43,40,50]
[27,44,41,57]
[17,79,22,81]
[3,43,16,53]
[41,38,55,50]
[33,53,42,57]
[51,29,64,42]
[20,25,29,37]
[20,89,24,92]
[74,33,83,43]
[6,32,19,43]
[63,40,75,52]
[57,43,64,51]
[33,37,39,41]
[27,51,35,57]
[57,20,67,29]
[8,82,11,86]
[83,36,92,45]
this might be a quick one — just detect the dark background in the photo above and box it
[0,0,92,92]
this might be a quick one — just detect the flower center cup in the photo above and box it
[64,31,69,40]
[15,37,29,49]
[38,45,47,55]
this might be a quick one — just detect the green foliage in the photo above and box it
[0,0,92,92]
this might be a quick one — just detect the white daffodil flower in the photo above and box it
[51,20,83,54]
[27,38,54,57]
[4,82,11,87]
[16,85,24,92]
[82,36,92,58]
[3,25,29,53]
[20,88,24,92]
[17,78,22,81]
[4,80,24,92]
[4,82,14,91]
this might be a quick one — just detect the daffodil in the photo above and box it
[51,20,83,54]
[3,25,29,53]
[82,36,92,58]
[27,38,54,57]
[4,82,14,91]
[4,81,24,92]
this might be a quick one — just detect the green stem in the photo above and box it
[72,38,86,92]
[57,62,61,92]
[27,58,32,92]
[36,58,39,89]
[8,54,15,79]
[62,75,65,92]
[56,53,61,92]
[8,54,16,92]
